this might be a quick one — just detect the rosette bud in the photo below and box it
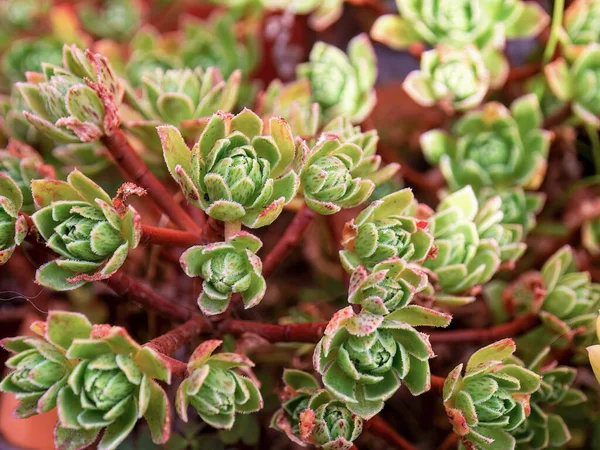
[176,340,262,429]
[339,189,433,272]
[159,110,302,227]
[0,171,27,265]
[443,339,541,450]
[180,232,266,315]
[31,170,142,290]
[16,44,123,143]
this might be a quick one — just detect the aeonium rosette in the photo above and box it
[31,170,142,290]
[159,109,303,228]
[180,232,266,315]
[339,188,433,272]
[314,306,451,419]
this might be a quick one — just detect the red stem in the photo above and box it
[218,319,328,343]
[428,313,540,344]
[145,316,207,355]
[430,374,445,395]
[141,224,203,247]
[103,271,197,322]
[262,205,315,277]
[367,415,417,450]
[101,129,201,233]
[542,103,572,129]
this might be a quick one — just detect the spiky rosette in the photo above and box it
[314,306,450,419]
[176,340,262,430]
[0,171,27,265]
[339,189,433,271]
[403,45,490,112]
[512,348,586,450]
[423,187,501,299]
[421,95,551,193]
[301,134,376,216]
[159,109,302,227]
[16,44,123,143]
[125,66,241,152]
[297,33,376,123]
[180,232,266,315]
[443,339,541,450]
[31,170,142,290]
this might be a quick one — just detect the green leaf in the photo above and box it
[144,379,170,444]
[54,424,100,450]
[283,369,320,391]
[31,179,83,208]
[386,305,452,328]
[67,170,112,205]
[467,339,515,371]
[98,400,138,450]
[370,15,421,50]
[158,125,192,181]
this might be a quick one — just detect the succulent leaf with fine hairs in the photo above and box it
[159,109,302,227]
[16,44,124,143]
[176,340,262,430]
[339,188,433,272]
[180,232,266,315]
[314,306,450,419]
[443,339,541,450]
[297,33,377,124]
[0,171,27,265]
[31,170,142,290]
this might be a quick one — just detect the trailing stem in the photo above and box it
[141,224,204,247]
[366,415,417,450]
[218,319,328,343]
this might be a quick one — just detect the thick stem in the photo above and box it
[218,319,327,343]
[224,219,241,240]
[103,271,197,322]
[429,313,540,345]
[141,224,203,247]
[262,205,315,277]
[101,129,201,233]
[366,415,417,450]
[145,316,207,355]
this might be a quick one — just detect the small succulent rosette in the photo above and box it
[371,0,547,86]
[314,306,450,419]
[2,36,63,83]
[423,187,501,300]
[125,66,241,152]
[180,232,266,315]
[561,0,600,60]
[31,170,142,290]
[513,348,586,449]
[545,44,600,127]
[16,44,124,143]
[322,116,400,185]
[0,171,28,265]
[297,33,377,124]
[77,0,143,42]
[481,187,545,233]
[301,134,376,215]
[403,45,490,112]
[348,258,445,321]
[421,95,551,193]
[257,78,320,140]
[582,214,600,255]
[282,0,344,31]
[0,140,55,212]
[339,188,433,272]
[159,109,303,227]
[587,314,600,384]
[474,195,527,266]
[176,340,262,430]
[443,339,541,450]
[53,313,172,450]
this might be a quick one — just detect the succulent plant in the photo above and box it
[588,314,600,384]
[474,195,527,266]
[423,186,501,297]
[314,306,450,419]
[176,340,262,429]
[278,0,345,31]
[180,232,266,315]
[371,0,548,86]
[159,110,302,227]
[55,314,172,450]
[301,134,375,215]
[404,45,490,112]
[562,0,600,60]
[125,67,241,153]
[0,140,55,213]
[481,187,545,232]
[31,170,142,290]
[52,143,111,176]
[0,86,43,146]
[78,0,142,42]
[582,214,600,255]
[17,44,124,143]
[0,171,28,265]
[545,44,600,127]
[421,95,551,193]
[339,189,433,272]
[2,37,63,83]
[0,0,50,33]
[297,33,376,124]
[512,348,586,450]
[443,339,542,450]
